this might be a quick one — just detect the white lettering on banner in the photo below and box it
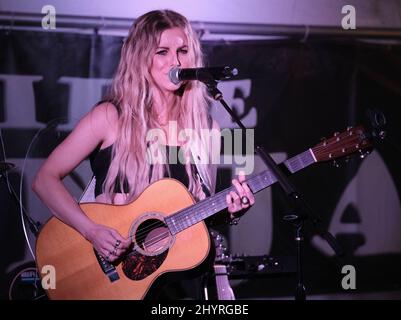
[210,79,258,129]
[311,150,401,256]
[341,5,356,30]
[0,76,254,131]
[57,77,111,130]
[0,75,44,128]
[0,76,109,130]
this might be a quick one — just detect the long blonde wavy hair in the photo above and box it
[103,10,216,204]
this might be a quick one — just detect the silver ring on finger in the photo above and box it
[241,196,249,205]
[115,239,121,248]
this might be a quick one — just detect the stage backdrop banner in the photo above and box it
[1,29,400,298]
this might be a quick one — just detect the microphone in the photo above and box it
[169,66,238,85]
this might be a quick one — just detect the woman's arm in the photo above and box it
[32,102,130,261]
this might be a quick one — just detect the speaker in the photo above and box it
[7,262,47,300]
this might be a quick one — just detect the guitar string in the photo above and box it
[127,174,268,241]
[120,132,366,245]
[128,154,291,240]
[134,136,367,249]
[125,133,363,243]
[128,194,231,245]
[134,188,259,249]
[126,187,235,241]
[126,172,274,243]
[134,196,229,248]
[129,197,232,248]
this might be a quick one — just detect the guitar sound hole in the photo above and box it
[122,217,171,281]
[135,219,170,255]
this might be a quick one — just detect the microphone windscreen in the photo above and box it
[168,67,181,85]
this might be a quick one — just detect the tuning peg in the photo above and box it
[347,126,354,136]
[332,160,340,168]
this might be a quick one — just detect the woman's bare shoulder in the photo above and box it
[85,102,119,141]
[91,101,119,124]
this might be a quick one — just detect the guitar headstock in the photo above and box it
[311,126,373,163]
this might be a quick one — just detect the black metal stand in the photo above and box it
[1,166,41,237]
[205,79,343,300]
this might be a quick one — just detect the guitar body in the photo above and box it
[36,179,211,300]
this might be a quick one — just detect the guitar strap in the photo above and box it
[189,115,216,197]
[78,175,96,203]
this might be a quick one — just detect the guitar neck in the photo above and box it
[165,149,316,235]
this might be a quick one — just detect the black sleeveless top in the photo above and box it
[89,144,210,198]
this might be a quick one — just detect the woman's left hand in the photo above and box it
[226,171,255,216]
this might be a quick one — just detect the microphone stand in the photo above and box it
[204,79,344,300]
[0,168,41,237]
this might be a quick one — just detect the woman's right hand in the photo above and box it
[85,224,131,262]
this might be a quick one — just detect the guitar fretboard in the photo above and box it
[165,149,315,235]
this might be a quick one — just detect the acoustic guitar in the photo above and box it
[36,126,372,299]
